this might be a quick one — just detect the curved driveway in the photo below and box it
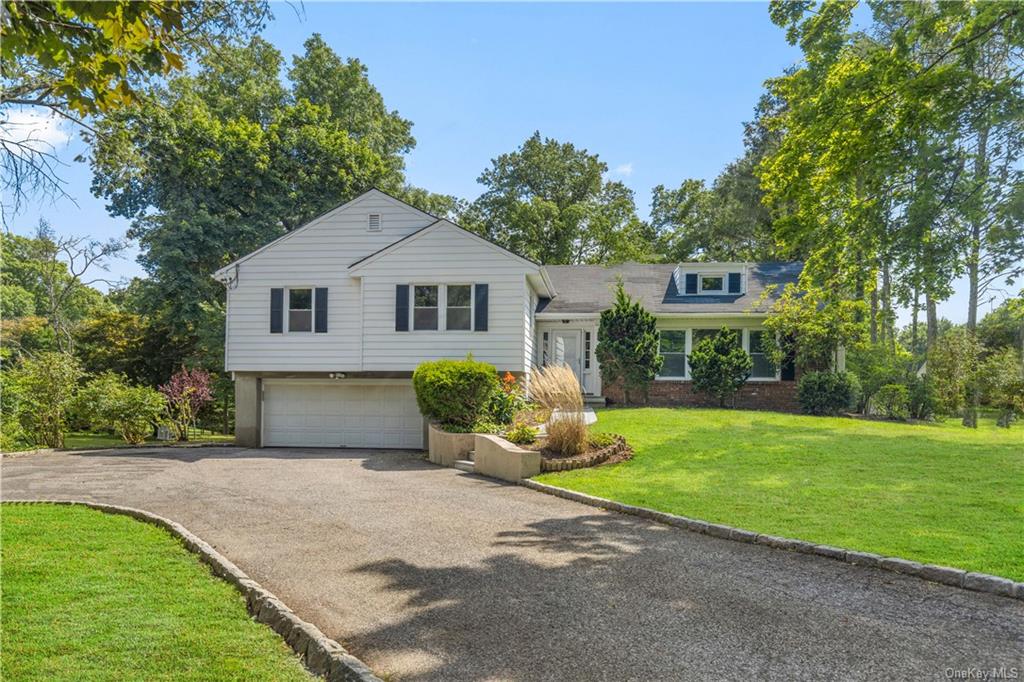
[3,446,1021,681]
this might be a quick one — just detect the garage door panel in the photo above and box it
[263,382,423,449]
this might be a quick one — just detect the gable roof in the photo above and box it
[212,188,437,280]
[347,218,542,272]
[536,262,802,316]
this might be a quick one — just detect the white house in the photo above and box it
[214,188,800,449]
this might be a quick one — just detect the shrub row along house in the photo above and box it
[214,189,804,449]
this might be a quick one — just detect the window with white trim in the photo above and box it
[748,330,776,378]
[446,285,472,330]
[413,285,438,330]
[658,330,687,378]
[288,288,312,332]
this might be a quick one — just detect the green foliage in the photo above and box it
[73,373,167,444]
[797,371,859,416]
[595,282,663,403]
[485,372,527,424]
[761,1,1024,341]
[8,351,83,448]
[762,284,868,372]
[687,327,753,407]
[412,357,500,429]
[927,328,983,417]
[846,342,912,412]
[874,384,910,421]
[978,295,1024,351]
[505,423,539,445]
[89,35,416,365]
[73,309,150,382]
[464,132,654,264]
[587,432,618,449]
[1,284,35,318]
[977,347,1024,428]
[906,375,937,421]
[0,369,26,451]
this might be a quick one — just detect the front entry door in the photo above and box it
[553,331,583,387]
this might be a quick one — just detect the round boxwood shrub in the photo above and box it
[797,371,859,416]
[412,357,500,429]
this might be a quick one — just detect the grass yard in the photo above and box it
[1,504,311,681]
[8,431,235,453]
[536,408,1024,580]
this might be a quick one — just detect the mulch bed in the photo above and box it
[538,435,633,472]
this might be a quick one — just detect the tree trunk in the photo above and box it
[870,287,878,345]
[962,126,988,429]
[911,284,920,356]
[926,294,938,352]
[882,260,893,352]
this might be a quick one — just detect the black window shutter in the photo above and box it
[395,284,409,331]
[314,287,328,333]
[684,273,698,294]
[780,340,796,381]
[728,272,742,294]
[474,283,489,331]
[270,288,283,333]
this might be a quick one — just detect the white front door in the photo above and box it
[553,330,583,387]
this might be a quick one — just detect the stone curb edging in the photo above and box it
[2,500,381,682]
[519,481,1024,602]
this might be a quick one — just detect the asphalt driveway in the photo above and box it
[3,446,1021,681]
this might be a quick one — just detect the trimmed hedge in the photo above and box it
[797,371,860,416]
[412,358,500,428]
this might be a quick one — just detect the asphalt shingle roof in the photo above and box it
[537,262,802,315]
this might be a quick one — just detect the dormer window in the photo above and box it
[368,214,382,232]
[675,265,745,296]
[700,275,724,293]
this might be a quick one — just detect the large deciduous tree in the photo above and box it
[465,132,653,264]
[0,0,269,219]
[89,35,419,365]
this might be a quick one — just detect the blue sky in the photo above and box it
[8,2,997,323]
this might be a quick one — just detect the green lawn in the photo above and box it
[8,431,235,452]
[1,504,311,681]
[536,408,1024,580]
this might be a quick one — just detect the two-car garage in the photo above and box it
[262,380,424,449]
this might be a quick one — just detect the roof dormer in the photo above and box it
[673,263,747,296]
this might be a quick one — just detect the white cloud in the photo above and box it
[612,162,634,177]
[3,108,71,151]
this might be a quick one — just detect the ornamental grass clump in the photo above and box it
[530,364,586,456]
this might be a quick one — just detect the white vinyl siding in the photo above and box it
[357,222,537,372]
[223,192,434,372]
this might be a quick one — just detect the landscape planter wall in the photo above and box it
[541,436,631,472]
[473,434,541,482]
[426,423,475,466]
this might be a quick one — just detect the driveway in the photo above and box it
[3,446,1021,681]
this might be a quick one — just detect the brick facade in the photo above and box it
[604,377,800,412]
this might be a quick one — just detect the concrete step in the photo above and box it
[453,459,475,473]
[583,395,607,407]
[467,450,475,461]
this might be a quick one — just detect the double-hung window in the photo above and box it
[446,285,472,330]
[748,330,776,379]
[658,330,687,378]
[288,288,313,332]
[413,285,439,330]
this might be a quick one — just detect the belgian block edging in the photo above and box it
[3,500,381,682]
[519,480,1024,601]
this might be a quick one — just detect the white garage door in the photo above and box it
[263,381,423,449]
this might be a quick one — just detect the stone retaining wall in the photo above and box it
[540,436,631,472]
[2,500,381,682]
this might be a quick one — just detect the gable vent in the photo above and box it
[368,214,382,232]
